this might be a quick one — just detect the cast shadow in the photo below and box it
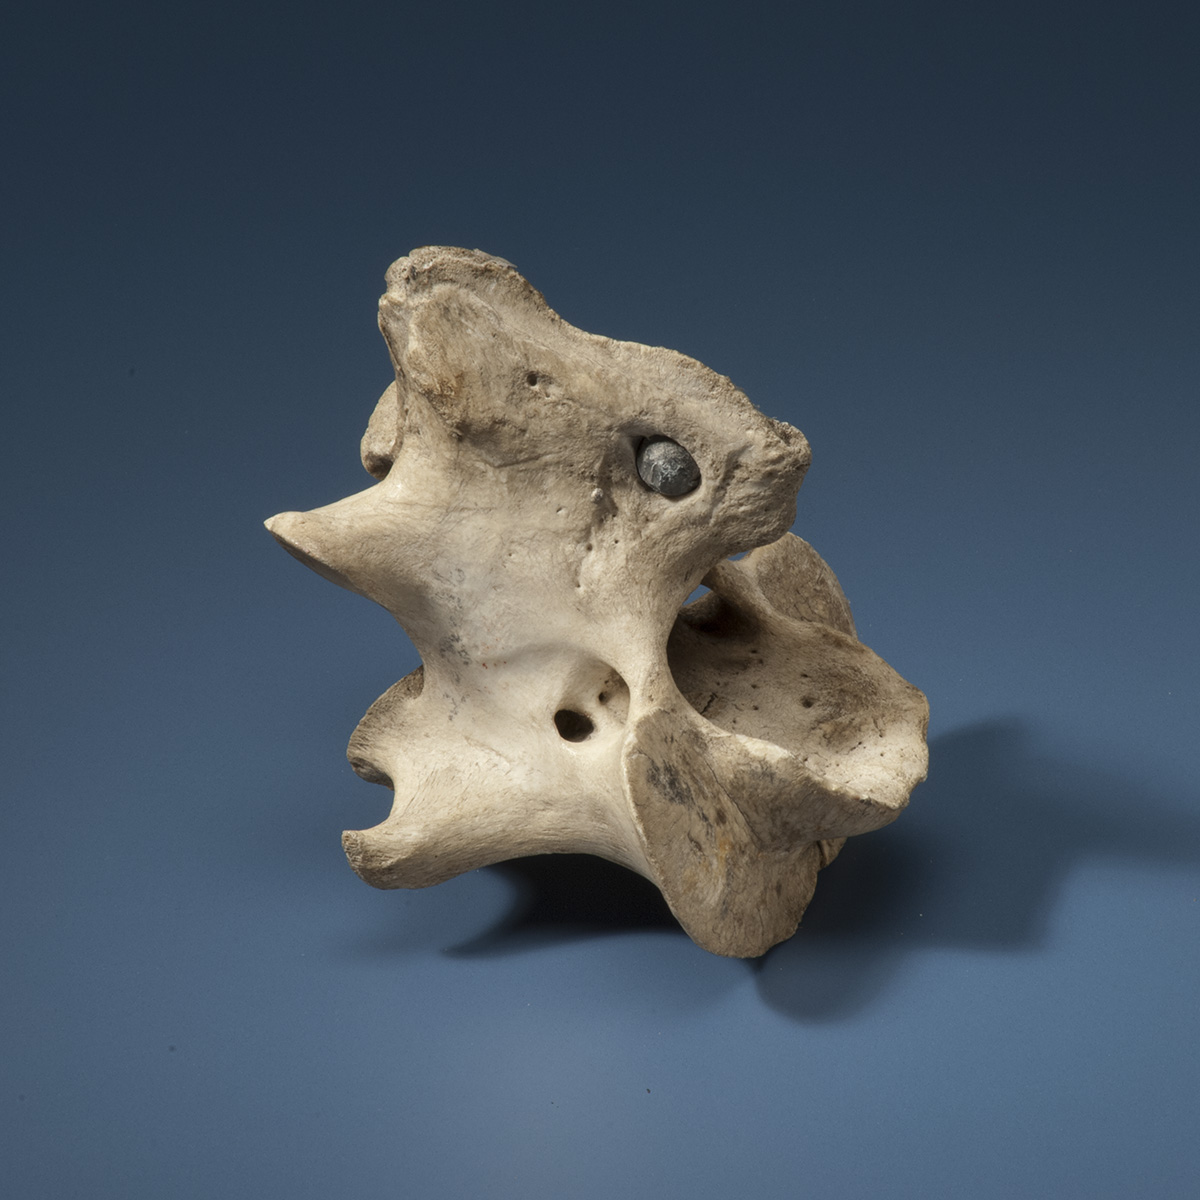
[346,719,1199,1022]
[448,854,684,956]
[756,719,1200,1021]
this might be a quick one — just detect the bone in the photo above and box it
[267,246,928,957]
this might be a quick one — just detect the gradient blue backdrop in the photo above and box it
[4,2,1198,1196]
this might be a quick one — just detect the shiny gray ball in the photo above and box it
[635,437,701,497]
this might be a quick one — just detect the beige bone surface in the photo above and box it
[267,246,928,957]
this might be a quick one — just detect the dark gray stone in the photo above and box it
[636,436,701,496]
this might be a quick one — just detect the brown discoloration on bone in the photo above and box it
[267,246,928,957]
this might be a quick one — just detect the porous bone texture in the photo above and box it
[266,246,928,957]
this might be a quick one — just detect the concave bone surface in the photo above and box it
[266,245,928,957]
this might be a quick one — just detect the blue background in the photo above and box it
[4,2,1198,1196]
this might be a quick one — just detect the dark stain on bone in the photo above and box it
[646,759,694,810]
[644,758,714,834]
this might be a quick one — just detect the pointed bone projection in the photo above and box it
[267,247,928,957]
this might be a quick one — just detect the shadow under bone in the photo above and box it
[757,719,1200,1021]
[335,720,1200,1022]
[449,853,684,956]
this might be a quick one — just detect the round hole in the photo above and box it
[554,710,595,742]
[526,371,539,386]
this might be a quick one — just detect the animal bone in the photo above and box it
[266,247,928,957]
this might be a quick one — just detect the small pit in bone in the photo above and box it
[554,709,595,742]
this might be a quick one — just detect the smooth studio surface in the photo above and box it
[3,2,1199,1197]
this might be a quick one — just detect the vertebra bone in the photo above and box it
[267,246,928,957]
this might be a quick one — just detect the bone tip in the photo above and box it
[264,511,310,553]
[263,512,292,539]
[341,829,368,877]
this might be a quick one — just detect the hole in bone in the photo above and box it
[554,709,595,742]
[554,660,630,735]
[673,587,758,642]
[526,371,539,386]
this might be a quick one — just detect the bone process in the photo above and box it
[266,246,928,957]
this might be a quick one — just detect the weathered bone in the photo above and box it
[267,246,928,957]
